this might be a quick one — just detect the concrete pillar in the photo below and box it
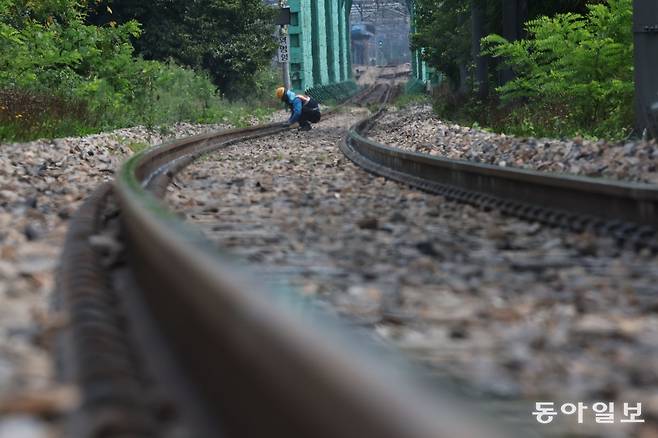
[311,0,329,85]
[325,0,340,83]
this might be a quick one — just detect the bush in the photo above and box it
[0,0,275,142]
[119,60,224,128]
[394,93,428,110]
[481,0,633,139]
[0,88,98,140]
[86,0,278,100]
[431,84,505,132]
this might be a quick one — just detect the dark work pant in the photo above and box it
[299,99,321,126]
[300,109,321,125]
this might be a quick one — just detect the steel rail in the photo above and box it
[342,108,658,250]
[58,86,515,438]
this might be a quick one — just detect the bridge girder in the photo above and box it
[351,0,411,23]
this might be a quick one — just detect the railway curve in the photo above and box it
[56,85,509,438]
[57,77,658,437]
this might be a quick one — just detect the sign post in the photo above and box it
[277,1,292,90]
[634,0,658,138]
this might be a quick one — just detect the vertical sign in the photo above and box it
[278,32,290,63]
[277,1,291,90]
[278,28,291,89]
[634,0,658,137]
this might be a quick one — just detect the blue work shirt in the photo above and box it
[284,90,304,123]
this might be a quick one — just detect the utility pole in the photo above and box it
[634,0,658,138]
[278,0,292,90]
[471,0,488,98]
[501,0,527,84]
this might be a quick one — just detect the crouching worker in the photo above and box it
[276,87,321,131]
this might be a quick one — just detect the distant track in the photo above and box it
[360,83,394,105]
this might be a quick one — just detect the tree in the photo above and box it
[501,0,527,83]
[472,0,489,96]
[411,0,502,93]
[411,0,602,93]
[529,0,597,17]
[483,0,633,136]
[411,0,472,91]
[87,0,277,98]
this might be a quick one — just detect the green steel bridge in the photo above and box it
[282,0,431,93]
[287,0,353,91]
[283,0,657,135]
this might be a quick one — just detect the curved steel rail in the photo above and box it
[57,87,514,438]
[342,108,658,250]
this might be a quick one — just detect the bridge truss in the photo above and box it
[350,0,412,66]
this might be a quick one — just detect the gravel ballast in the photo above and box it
[368,104,658,184]
[4,101,658,436]
[167,107,658,437]
[0,122,233,436]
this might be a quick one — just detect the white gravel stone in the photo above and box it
[369,104,658,184]
[168,106,658,436]
[0,121,235,432]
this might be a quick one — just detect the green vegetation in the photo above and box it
[411,0,472,92]
[395,92,430,109]
[0,0,278,142]
[412,0,634,140]
[86,0,277,99]
[483,0,632,138]
[126,141,150,154]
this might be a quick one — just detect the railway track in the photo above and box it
[56,85,511,438]
[57,81,658,437]
[343,108,658,250]
[359,83,394,105]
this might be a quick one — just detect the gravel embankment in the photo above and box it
[369,104,658,184]
[168,107,658,437]
[0,122,232,437]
